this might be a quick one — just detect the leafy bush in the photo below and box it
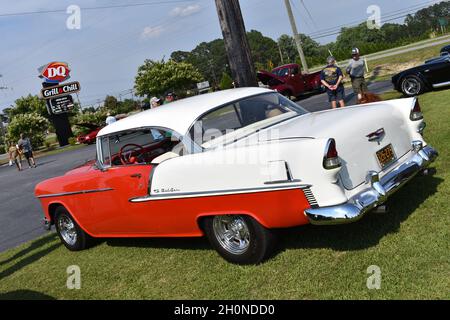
[219,72,233,90]
[44,140,55,151]
[68,137,77,146]
[6,112,49,148]
[73,111,107,128]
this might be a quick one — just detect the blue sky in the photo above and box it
[0,0,441,111]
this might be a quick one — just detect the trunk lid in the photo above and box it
[261,101,414,189]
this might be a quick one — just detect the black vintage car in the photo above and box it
[392,54,450,96]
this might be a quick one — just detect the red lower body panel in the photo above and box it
[41,188,311,238]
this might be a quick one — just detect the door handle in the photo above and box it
[130,173,142,178]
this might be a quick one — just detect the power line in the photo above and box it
[0,0,200,18]
[299,0,318,29]
[308,0,440,37]
[309,8,442,40]
[306,0,442,38]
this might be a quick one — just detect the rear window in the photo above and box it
[189,92,308,146]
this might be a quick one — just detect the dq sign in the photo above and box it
[38,62,71,83]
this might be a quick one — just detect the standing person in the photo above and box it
[105,112,116,125]
[320,56,345,109]
[150,97,162,108]
[346,47,368,102]
[8,141,22,171]
[18,133,37,168]
[163,92,176,104]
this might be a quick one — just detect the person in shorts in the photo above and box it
[18,133,37,168]
[321,56,345,109]
[8,141,22,171]
[346,47,368,102]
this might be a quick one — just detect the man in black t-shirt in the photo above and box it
[320,56,345,109]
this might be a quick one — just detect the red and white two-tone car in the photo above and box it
[35,88,437,264]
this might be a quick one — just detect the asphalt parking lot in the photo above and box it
[0,80,392,253]
[0,145,97,252]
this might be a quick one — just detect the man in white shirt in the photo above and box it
[105,113,116,125]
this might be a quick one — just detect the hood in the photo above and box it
[257,71,285,86]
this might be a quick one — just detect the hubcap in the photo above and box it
[402,78,420,95]
[58,215,77,246]
[213,215,250,255]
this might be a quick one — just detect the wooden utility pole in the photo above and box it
[283,0,309,73]
[277,42,285,65]
[215,0,258,87]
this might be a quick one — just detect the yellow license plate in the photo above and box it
[376,144,396,168]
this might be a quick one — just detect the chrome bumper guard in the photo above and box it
[305,144,438,225]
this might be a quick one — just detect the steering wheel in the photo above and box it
[119,143,144,165]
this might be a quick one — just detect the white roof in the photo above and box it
[98,87,273,137]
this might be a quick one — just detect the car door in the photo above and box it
[423,58,450,86]
[84,129,175,235]
[86,164,154,235]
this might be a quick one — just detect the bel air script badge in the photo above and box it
[153,187,180,193]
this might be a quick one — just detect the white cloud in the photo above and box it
[141,25,165,39]
[170,4,201,17]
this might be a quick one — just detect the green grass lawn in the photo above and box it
[1,90,449,299]
[366,43,447,83]
[368,43,444,68]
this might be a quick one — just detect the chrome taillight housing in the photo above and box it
[410,99,423,121]
[323,138,341,170]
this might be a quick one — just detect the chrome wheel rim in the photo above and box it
[213,215,250,255]
[58,215,77,246]
[402,78,420,95]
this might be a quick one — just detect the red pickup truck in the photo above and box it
[257,63,323,98]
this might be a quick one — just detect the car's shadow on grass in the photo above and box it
[277,174,443,253]
[0,233,60,281]
[0,289,56,300]
[105,236,211,250]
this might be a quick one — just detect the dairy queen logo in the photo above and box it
[38,62,71,83]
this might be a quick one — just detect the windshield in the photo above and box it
[272,67,290,77]
[189,92,308,149]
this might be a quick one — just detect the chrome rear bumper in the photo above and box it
[305,144,438,225]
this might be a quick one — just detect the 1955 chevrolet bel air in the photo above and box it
[35,87,438,264]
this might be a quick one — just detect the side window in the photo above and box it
[291,67,299,75]
[190,104,243,144]
[100,128,184,166]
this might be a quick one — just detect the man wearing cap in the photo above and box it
[346,48,368,101]
[163,92,176,104]
[320,56,345,109]
[150,97,162,108]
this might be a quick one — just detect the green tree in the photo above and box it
[246,30,281,70]
[104,95,119,112]
[277,33,322,67]
[6,112,49,148]
[134,59,203,97]
[219,72,233,90]
[186,39,228,87]
[8,95,48,120]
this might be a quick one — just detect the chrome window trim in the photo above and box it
[186,92,309,151]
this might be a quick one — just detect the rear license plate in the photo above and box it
[376,144,396,168]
